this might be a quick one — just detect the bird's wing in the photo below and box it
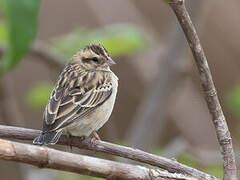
[42,68,113,132]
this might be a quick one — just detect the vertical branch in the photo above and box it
[168,0,237,179]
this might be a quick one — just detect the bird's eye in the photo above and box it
[82,57,99,63]
[91,57,99,63]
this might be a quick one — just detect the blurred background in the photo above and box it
[0,0,240,179]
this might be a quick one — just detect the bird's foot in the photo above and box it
[90,131,101,144]
[93,131,101,140]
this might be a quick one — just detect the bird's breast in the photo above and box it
[67,73,118,137]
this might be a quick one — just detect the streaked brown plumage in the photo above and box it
[33,44,118,145]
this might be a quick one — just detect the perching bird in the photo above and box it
[33,44,118,145]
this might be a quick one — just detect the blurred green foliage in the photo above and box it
[0,0,40,74]
[26,82,53,109]
[226,85,240,118]
[50,23,149,59]
[0,0,6,13]
[152,148,223,178]
[177,153,223,178]
[0,21,7,44]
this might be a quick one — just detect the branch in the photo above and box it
[168,1,237,179]
[30,42,65,70]
[0,42,64,71]
[0,125,219,180]
[0,138,197,180]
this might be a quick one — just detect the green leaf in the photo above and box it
[26,82,53,109]
[50,23,150,59]
[0,21,8,45]
[1,0,40,73]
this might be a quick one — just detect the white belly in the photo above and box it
[66,73,118,137]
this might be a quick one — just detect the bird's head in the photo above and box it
[73,44,116,71]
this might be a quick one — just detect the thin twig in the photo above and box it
[168,0,237,179]
[0,42,65,71]
[31,42,65,70]
[0,138,198,180]
[0,125,219,180]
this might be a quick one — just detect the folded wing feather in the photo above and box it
[42,70,112,133]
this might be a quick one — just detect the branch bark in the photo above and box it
[0,138,197,180]
[0,125,219,180]
[168,1,237,179]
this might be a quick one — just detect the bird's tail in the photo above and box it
[33,130,63,145]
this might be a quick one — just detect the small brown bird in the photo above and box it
[33,44,118,145]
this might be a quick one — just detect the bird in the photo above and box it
[33,44,118,145]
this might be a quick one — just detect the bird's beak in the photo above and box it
[107,57,116,65]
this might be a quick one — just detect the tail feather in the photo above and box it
[33,130,63,145]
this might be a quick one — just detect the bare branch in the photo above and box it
[0,125,219,180]
[30,42,65,70]
[0,138,199,180]
[168,0,237,179]
[0,42,64,71]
